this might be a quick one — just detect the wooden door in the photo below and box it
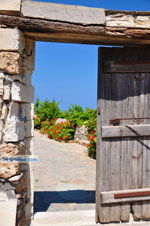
[96,47,150,223]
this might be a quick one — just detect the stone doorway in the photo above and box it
[1,1,150,225]
[32,41,97,224]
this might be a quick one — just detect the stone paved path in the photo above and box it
[33,131,96,213]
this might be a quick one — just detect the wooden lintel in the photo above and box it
[0,14,150,44]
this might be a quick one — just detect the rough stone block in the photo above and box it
[22,70,32,85]
[0,163,20,179]
[25,120,34,137]
[22,1,106,25]
[5,74,22,84]
[106,15,134,27]
[0,199,17,226]
[3,84,11,100]
[0,143,25,178]
[74,125,88,142]
[0,183,14,190]
[0,72,5,79]
[0,192,8,201]
[135,16,150,28]
[6,102,19,121]
[9,173,23,182]
[11,82,34,103]
[22,103,34,121]
[0,29,25,53]
[55,118,67,124]
[7,102,34,122]
[1,104,8,120]
[3,121,25,142]
[0,120,3,141]
[0,0,21,15]
[0,52,21,74]
[0,78,4,95]
[25,137,34,154]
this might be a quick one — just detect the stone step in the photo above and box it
[31,210,97,226]
[31,210,150,226]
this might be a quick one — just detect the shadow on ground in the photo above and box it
[34,190,95,213]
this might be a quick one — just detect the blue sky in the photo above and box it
[32,0,150,110]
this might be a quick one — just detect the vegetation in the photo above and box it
[87,130,96,159]
[34,99,61,129]
[34,99,97,158]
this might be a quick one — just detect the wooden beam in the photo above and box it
[102,125,150,138]
[101,188,150,204]
[0,14,150,44]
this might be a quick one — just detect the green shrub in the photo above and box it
[84,108,97,132]
[34,99,97,159]
[34,99,61,129]
[63,104,97,127]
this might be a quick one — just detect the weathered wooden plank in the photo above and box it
[99,73,111,223]
[137,77,145,218]
[109,75,120,223]
[95,105,101,223]
[131,74,142,220]
[21,1,105,25]
[142,139,150,220]
[102,124,150,138]
[109,74,117,222]
[142,74,150,220]
[96,48,104,223]
[104,61,150,73]
[142,138,150,220]
[114,74,122,221]
[120,75,130,222]
[99,142,110,222]
[97,49,110,223]
[101,189,150,204]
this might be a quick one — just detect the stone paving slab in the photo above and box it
[32,210,150,226]
[32,210,96,226]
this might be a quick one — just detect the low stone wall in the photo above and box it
[74,125,89,144]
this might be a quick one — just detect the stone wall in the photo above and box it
[0,27,35,226]
[74,126,89,144]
